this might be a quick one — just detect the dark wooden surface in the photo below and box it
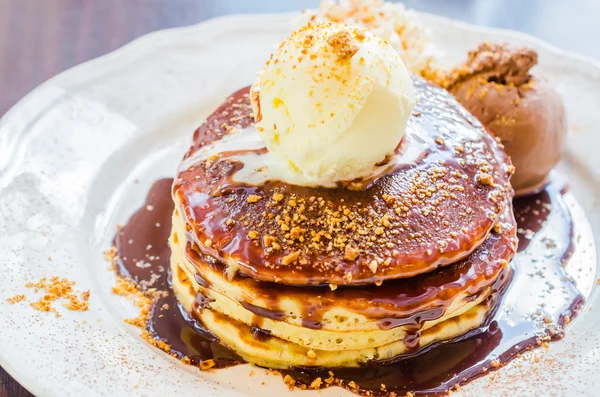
[1,0,599,118]
[1,0,598,396]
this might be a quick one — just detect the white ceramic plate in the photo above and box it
[0,12,599,397]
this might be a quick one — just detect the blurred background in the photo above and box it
[0,0,598,395]
[0,0,599,117]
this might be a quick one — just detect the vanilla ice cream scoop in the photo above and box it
[250,22,416,182]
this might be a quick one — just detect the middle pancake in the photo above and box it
[170,202,516,354]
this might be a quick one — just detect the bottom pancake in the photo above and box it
[172,260,500,368]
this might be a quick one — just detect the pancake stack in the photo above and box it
[170,78,517,368]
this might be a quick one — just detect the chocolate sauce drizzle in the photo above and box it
[114,177,582,396]
[174,82,515,287]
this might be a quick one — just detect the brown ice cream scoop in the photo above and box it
[442,43,567,196]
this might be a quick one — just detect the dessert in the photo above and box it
[444,43,568,196]
[108,6,584,397]
[168,22,515,369]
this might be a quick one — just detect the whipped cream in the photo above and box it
[179,125,431,188]
[250,22,416,183]
[294,0,442,76]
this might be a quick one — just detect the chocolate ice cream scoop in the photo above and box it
[442,43,567,196]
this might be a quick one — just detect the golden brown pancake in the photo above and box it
[173,78,513,286]
[170,200,515,354]
[171,258,503,368]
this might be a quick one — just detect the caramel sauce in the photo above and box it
[251,325,273,342]
[239,300,286,322]
[114,176,582,396]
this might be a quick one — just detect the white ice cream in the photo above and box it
[250,22,416,182]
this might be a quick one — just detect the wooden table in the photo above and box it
[1,0,597,396]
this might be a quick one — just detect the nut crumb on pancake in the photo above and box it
[281,250,301,265]
[477,172,494,186]
[247,194,262,203]
[344,244,360,261]
[368,260,378,273]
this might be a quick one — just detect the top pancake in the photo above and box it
[173,77,514,286]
